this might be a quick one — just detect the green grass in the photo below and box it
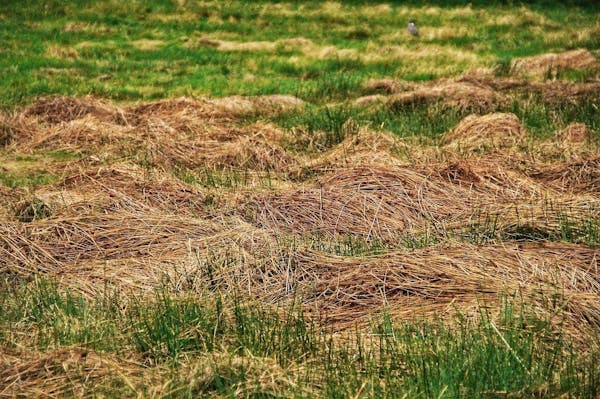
[0,0,598,109]
[1,278,598,398]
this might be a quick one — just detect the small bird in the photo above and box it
[407,20,419,36]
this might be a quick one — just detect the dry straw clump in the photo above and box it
[0,209,272,295]
[510,49,597,79]
[442,112,527,151]
[362,78,414,94]
[13,96,302,173]
[23,96,121,124]
[301,129,407,173]
[249,163,553,241]
[355,79,502,112]
[528,155,600,194]
[49,164,208,215]
[558,122,594,144]
[0,348,131,398]
[267,242,600,332]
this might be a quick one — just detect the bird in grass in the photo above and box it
[407,20,419,36]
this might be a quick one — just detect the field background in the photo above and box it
[1,1,600,398]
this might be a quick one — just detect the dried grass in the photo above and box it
[249,162,571,241]
[511,49,597,78]
[0,348,133,398]
[558,123,594,144]
[269,242,600,333]
[528,156,600,193]
[301,129,406,173]
[442,113,527,151]
[363,78,413,95]
[388,80,500,112]
[24,96,122,124]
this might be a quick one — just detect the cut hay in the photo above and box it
[387,80,500,112]
[24,96,122,124]
[15,100,299,173]
[49,164,208,215]
[363,78,412,94]
[0,210,272,295]
[0,348,133,398]
[442,113,527,151]
[557,123,594,144]
[262,242,600,332]
[528,81,600,105]
[210,95,305,117]
[301,129,406,173]
[249,164,554,241]
[353,94,388,106]
[528,156,600,193]
[194,36,315,53]
[511,49,597,79]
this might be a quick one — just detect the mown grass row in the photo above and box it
[1,278,598,398]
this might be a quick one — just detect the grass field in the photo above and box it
[1,1,600,398]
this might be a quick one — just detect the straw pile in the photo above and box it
[528,156,600,193]
[0,348,131,398]
[510,49,597,79]
[363,78,413,94]
[249,162,573,240]
[558,122,594,144]
[387,79,501,112]
[267,242,600,332]
[23,96,121,124]
[301,129,407,173]
[442,112,527,151]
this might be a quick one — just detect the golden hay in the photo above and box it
[0,348,131,398]
[194,36,314,53]
[248,163,568,241]
[46,164,208,215]
[210,95,305,117]
[527,156,600,193]
[14,99,299,173]
[23,96,121,124]
[387,80,500,112]
[269,242,600,331]
[558,122,593,143]
[353,94,388,106]
[442,112,527,151]
[528,81,600,104]
[363,78,412,94]
[511,49,597,78]
[301,129,406,173]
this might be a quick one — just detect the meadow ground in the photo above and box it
[1,1,600,397]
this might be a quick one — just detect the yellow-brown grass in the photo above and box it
[273,242,600,334]
[511,49,597,79]
[442,112,527,151]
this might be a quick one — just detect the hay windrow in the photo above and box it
[237,242,600,334]
[558,122,594,144]
[48,164,208,215]
[527,156,600,193]
[23,96,123,124]
[387,79,501,112]
[442,112,527,151]
[0,348,135,398]
[363,78,414,95]
[301,129,406,173]
[248,163,577,241]
[510,49,597,78]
